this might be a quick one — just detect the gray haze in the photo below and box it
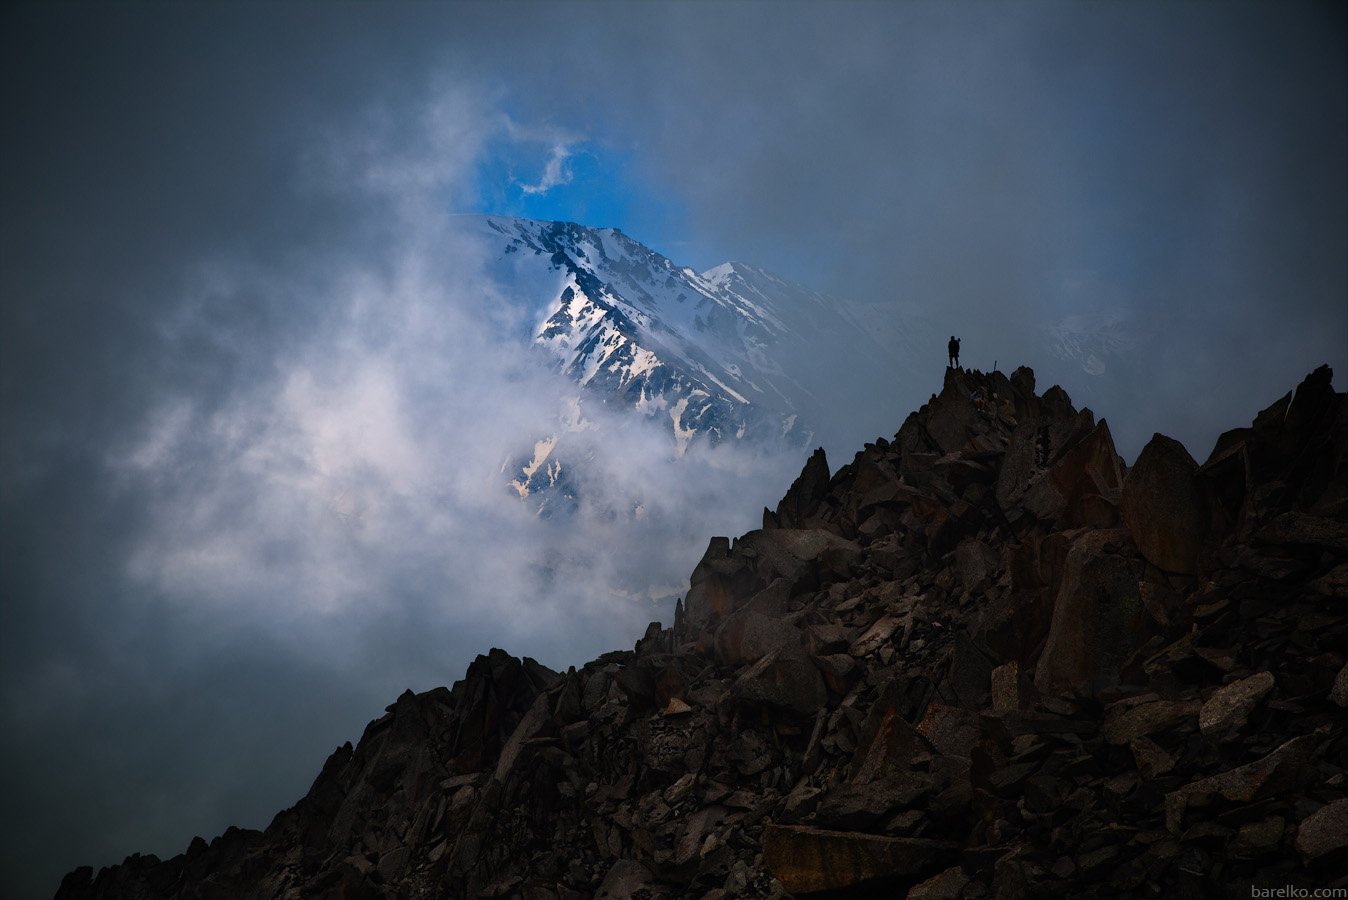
[2,2,1344,896]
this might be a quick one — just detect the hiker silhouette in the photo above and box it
[948,335,960,369]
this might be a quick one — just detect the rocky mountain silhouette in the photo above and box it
[57,364,1347,899]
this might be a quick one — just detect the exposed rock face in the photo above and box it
[1034,529,1147,695]
[57,366,1348,899]
[1198,671,1275,739]
[767,447,831,529]
[1121,433,1208,574]
[1295,798,1348,864]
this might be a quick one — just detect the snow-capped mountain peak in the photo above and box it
[472,217,814,452]
[458,215,928,512]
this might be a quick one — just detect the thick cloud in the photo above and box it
[2,3,1343,896]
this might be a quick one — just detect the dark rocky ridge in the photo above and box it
[57,365,1348,899]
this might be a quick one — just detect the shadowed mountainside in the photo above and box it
[57,364,1348,899]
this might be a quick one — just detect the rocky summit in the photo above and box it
[57,365,1348,899]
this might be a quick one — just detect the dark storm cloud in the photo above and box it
[3,3,1344,897]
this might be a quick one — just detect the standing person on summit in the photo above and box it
[948,335,960,369]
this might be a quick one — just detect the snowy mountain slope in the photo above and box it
[451,216,919,509]
[474,217,830,454]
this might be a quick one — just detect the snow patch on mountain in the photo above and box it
[508,436,560,499]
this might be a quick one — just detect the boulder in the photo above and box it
[1034,530,1148,696]
[700,528,863,605]
[758,528,865,583]
[851,679,935,784]
[1120,433,1207,575]
[1102,698,1199,745]
[1198,671,1275,738]
[996,403,1095,516]
[1020,419,1125,527]
[673,805,729,867]
[681,537,748,631]
[805,623,853,656]
[595,859,655,899]
[1129,735,1176,778]
[762,825,956,895]
[990,660,1030,713]
[915,703,981,759]
[1165,734,1318,830]
[813,653,860,695]
[849,613,904,658]
[713,609,801,668]
[896,409,939,457]
[1253,511,1348,553]
[1295,798,1348,863]
[813,776,931,830]
[975,586,1058,665]
[1231,816,1285,856]
[907,866,971,900]
[950,538,998,594]
[661,697,693,717]
[731,646,826,716]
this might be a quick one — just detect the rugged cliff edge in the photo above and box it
[57,365,1348,899]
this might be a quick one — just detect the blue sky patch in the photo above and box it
[467,137,708,269]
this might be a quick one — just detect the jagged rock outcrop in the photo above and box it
[1121,433,1207,575]
[765,447,831,530]
[58,365,1348,899]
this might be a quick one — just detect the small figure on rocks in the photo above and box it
[948,335,961,369]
